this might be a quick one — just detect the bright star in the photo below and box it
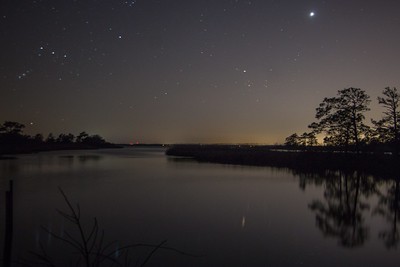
[309,11,315,17]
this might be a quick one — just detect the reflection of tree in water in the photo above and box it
[307,171,376,248]
[374,179,400,249]
[295,169,327,191]
[294,166,400,250]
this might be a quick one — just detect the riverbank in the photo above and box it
[166,144,399,178]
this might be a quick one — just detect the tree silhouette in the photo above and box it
[284,132,318,147]
[56,133,75,144]
[284,133,300,146]
[82,134,106,145]
[46,133,56,144]
[371,87,400,150]
[0,121,25,135]
[32,133,44,144]
[299,132,318,146]
[76,131,89,143]
[0,121,28,145]
[0,120,114,154]
[309,88,370,152]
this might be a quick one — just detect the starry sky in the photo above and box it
[1,0,400,144]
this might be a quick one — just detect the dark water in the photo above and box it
[0,147,399,266]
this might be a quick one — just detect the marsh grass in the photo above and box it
[18,188,199,267]
[166,144,399,178]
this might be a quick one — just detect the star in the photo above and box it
[309,11,315,17]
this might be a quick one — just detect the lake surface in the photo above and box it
[1,147,399,266]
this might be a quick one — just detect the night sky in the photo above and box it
[1,0,400,144]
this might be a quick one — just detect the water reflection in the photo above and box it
[77,154,102,163]
[58,154,103,164]
[1,148,400,266]
[308,171,372,247]
[375,179,400,249]
[290,166,399,249]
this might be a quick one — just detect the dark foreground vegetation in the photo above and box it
[0,121,120,155]
[2,185,197,267]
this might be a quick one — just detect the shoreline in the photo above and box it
[166,144,399,178]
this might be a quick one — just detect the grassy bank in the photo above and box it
[166,145,399,177]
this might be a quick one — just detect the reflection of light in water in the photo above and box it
[241,216,246,228]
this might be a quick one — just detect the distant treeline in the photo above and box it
[0,121,118,154]
[284,87,400,154]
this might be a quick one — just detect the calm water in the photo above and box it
[0,147,399,266]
